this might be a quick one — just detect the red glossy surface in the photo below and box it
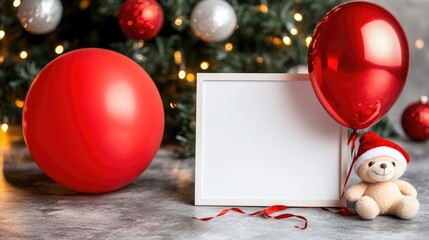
[402,99,429,141]
[308,1,409,130]
[22,48,164,193]
[118,0,164,41]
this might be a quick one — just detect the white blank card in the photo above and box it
[195,73,347,207]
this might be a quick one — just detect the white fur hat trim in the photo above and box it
[354,146,407,174]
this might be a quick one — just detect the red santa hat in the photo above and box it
[354,132,410,173]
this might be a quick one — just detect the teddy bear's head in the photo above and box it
[354,132,410,183]
[356,156,405,183]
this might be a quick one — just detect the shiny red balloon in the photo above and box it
[23,48,164,193]
[308,1,409,130]
[118,0,164,41]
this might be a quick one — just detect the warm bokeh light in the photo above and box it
[415,39,424,49]
[13,0,21,8]
[290,28,298,35]
[169,102,177,109]
[272,37,282,45]
[257,4,269,13]
[19,51,28,59]
[256,56,264,64]
[137,40,144,48]
[0,55,4,63]
[175,17,183,26]
[174,51,182,65]
[200,61,209,70]
[15,99,24,108]
[186,73,196,83]
[178,70,186,79]
[294,13,303,22]
[225,43,233,52]
[0,30,5,40]
[79,0,90,10]
[55,45,64,54]
[305,36,312,47]
[1,123,8,133]
[283,36,292,46]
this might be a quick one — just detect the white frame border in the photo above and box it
[195,73,348,207]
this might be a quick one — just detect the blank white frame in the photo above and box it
[195,73,347,207]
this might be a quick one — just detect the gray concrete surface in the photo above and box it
[0,127,428,239]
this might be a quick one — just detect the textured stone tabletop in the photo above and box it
[0,127,428,239]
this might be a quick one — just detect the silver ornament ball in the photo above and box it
[17,0,63,35]
[190,0,237,42]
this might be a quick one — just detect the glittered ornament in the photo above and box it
[17,0,63,35]
[402,96,429,141]
[190,0,237,42]
[118,0,164,41]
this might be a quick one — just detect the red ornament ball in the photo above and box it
[23,48,164,193]
[118,0,164,41]
[402,96,429,141]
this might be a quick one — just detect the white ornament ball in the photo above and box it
[17,0,63,35]
[190,0,237,42]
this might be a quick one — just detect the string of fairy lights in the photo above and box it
[0,2,312,72]
[169,3,312,85]
[0,0,79,132]
[1,1,309,131]
[0,1,65,61]
[1,0,426,133]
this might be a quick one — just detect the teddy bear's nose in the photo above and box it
[380,163,387,169]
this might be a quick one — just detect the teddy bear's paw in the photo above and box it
[345,190,360,202]
[356,196,380,220]
[396,181,418,197]
[401,188,413,196]
[402,187,417,197]
[394,197,420,219]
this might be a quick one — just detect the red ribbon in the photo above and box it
[193,205,308,230]
[193,206,357,230]
[321,207,356,216]
[192,208,246,222]
[340,130,359,199]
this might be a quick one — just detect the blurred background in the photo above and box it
[0,0,427,157]
[371,0,429,137]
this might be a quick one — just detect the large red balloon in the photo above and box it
[23,48,164,193]
[308,1,409,130]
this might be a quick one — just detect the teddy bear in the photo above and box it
[345,132,419,220]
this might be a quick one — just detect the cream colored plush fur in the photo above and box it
[346,156,419,220]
